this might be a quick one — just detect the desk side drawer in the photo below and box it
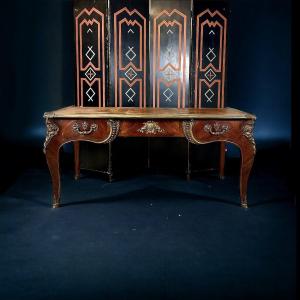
[186,120,250,143]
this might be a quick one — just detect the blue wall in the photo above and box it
[227,0,291,142]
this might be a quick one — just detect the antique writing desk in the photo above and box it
[43,106,256,208]
[44,0,257,208]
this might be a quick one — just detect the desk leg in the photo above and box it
[239,142,255,208]
[238,121,256,208]
[43,119,61,208]
[45,141,61,208]
[74,141,80,180]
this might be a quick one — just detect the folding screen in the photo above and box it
[150,0,191,108]
[192,0,228,108]
[73,0,229,175]
[109,0,149,107]
[74,0,107,107]
[74,0,228,109]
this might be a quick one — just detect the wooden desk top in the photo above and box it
[44,106,256,120]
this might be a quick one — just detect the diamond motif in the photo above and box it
[204,69,216,82]
[85,67,96,81]
[125,67,137,81]
[163,66,176,82]
[204,89,214,102]
[163,88,174,102]
[86,87,95,102]
[206,48,216,62]
[125,46,136,61]
[125,88,136,103]
[86,46,95,61]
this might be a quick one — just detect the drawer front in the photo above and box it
[55,119,118,143]
[119,120,183,137]
[185,120,245,143]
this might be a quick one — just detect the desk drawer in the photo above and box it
[185,120,246,143]
[53,119,118,144]
[119,120,183,137]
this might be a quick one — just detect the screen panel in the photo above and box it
[74,0,107,107]
[192,0,228,108]
[109,0,149,108]
[150,0,191,108]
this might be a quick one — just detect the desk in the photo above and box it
[43,106,256,208]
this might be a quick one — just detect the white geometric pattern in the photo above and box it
[125,88,136,103]
[163,88,174,102]
[125,67,137,81]
[128,28,134,34]
[125,46,136,61]
[209,30,215,35]
[167,29,173,34]
[204,89,214,103]
[206,47,216,62]
[85,67,96,81]
[86,46,95,61]
[86,87,95,102]
[204,69,216,82]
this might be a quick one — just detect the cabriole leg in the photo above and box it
[239,122,256,208]
[45,141,61,208]
[239,143,255,208]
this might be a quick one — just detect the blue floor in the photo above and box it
[0,167,296,300]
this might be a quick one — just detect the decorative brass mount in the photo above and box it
[242,120,256,154]
[43,118,59,154]
[138,121,165,134]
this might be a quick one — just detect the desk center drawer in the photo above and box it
[119,120,183,137]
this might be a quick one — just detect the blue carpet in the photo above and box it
[0,168,296,300]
